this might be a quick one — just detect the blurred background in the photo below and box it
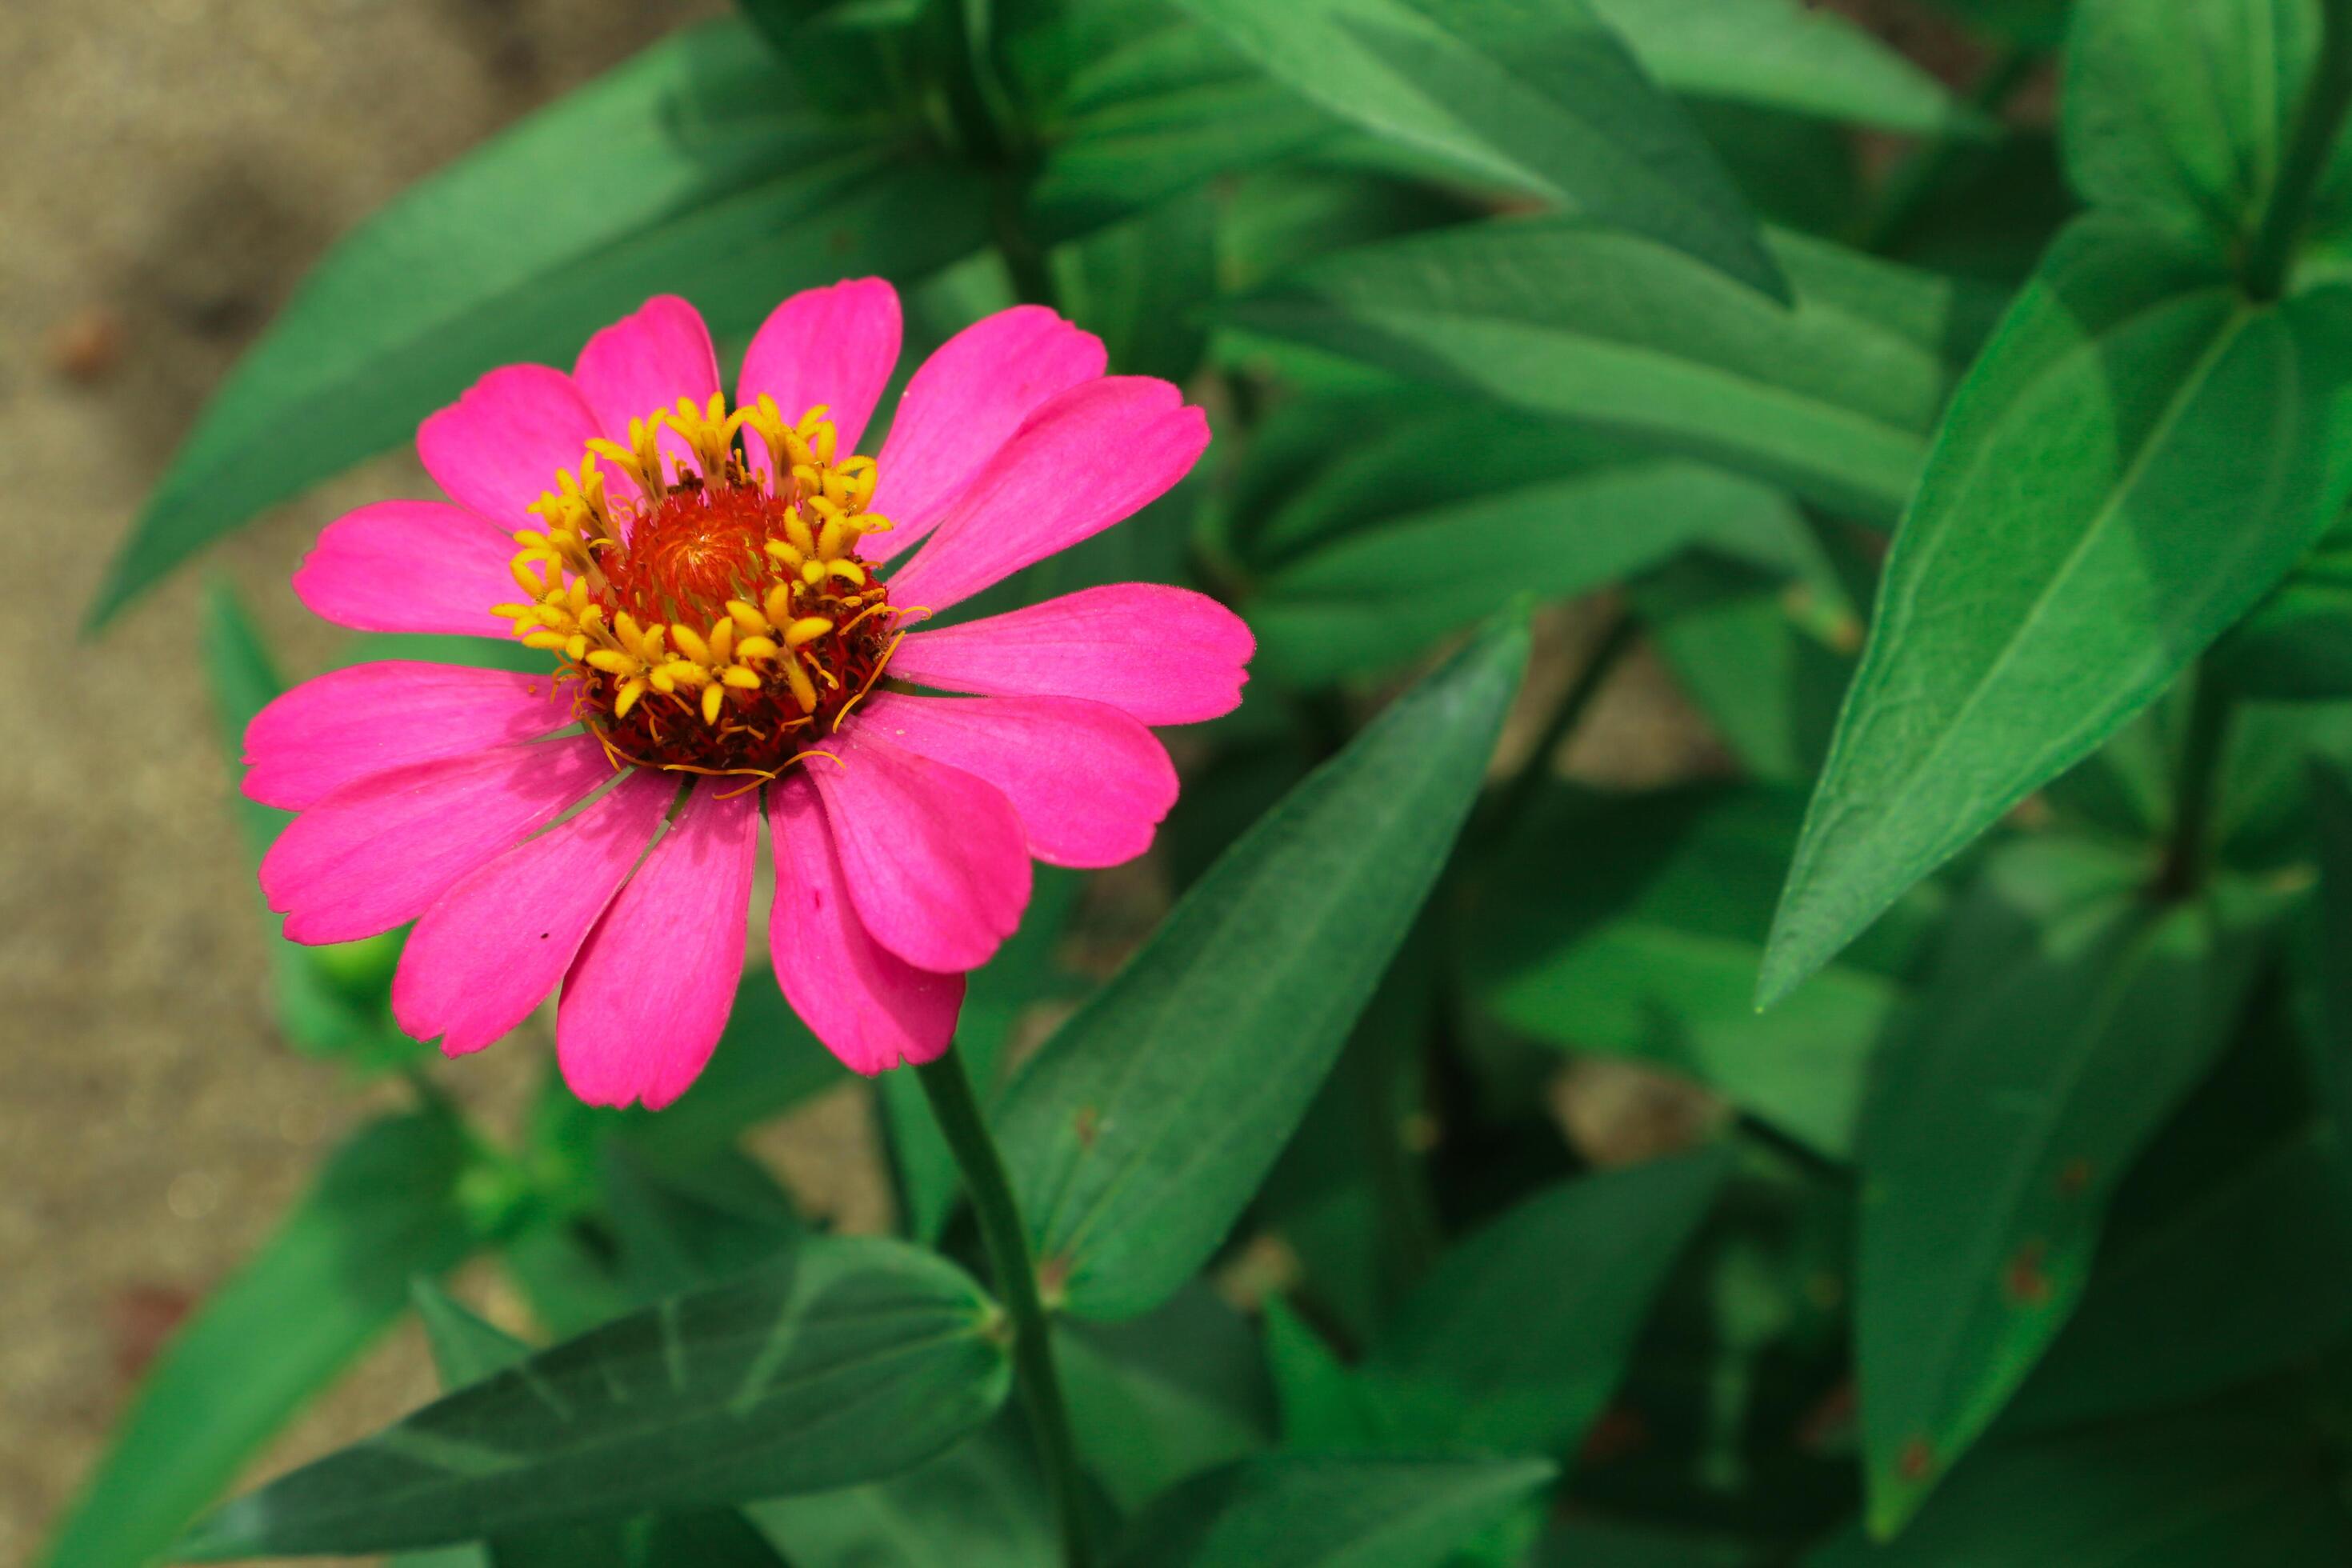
[0,0,2000,1558]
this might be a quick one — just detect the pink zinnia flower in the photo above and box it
[244,281,1250,1105]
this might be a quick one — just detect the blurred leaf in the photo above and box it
[1254,456,1804,686]
[1263,1301,1400,1452]
[880,866,1083,1245]
[1537,1519,1766,1567]
[1590,0,1986,137]
[747,1418,1053,1567]
[1053,185,1220,381]
[1228,221,2000,524]
[1466,786,1932,1159]
[1172,0,1784,298]
[1058,1282,1277,1510]
[1368,1146,1733,1458]
[1914,0,2073,47]
[1853,838,2278,1533]
[2066,0,2335,253]
[601,1145,804,1301]
[198,582,419,1067]
[734,0,916,118]
[94,20,987,625]
[1216,167,1483,299]
[1760,220,2352,1006]
[1110,1454,1558,1568]
[178,1238,1010,1558]
[43,1111,477,1568]
[998,615,1526,1319]
[1810,1411,2352,1563]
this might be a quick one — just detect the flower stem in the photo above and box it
[915,1050,1093,1567]
[2246,0,2352,301]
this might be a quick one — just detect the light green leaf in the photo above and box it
[42,1112,477,1568]
[1369,1147,1732,1458]
[2066,0,2326,250]
[1853,838,2278,1534]
[1058,1283,1275,1510]
[747,1418,1053,1568]
[1810,1412,2352,1564]
[1227,220,1999,524]
[92,18,986,625]
[998,616,1527,1319]
[1110,1454,1558,1568]
[1760,219,2352,1006]
[1590,0,1985,137]
[177,1238,1011,1558]
[1171,0,1784,298]
[1254,458,1804,685]
[1466,786,1930,1159]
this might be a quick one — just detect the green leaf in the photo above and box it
[1852,838,2278,1534]
[1810,1412,2352,1565]
[747,1418,1053,1567]
[2066,0,2326,250]
[1253,457,1805,685]
[1171,0,1784,298]
[1760,219,2352,1005]
[1227,220,1999,524]
[1589,0,1986,138]
[1367,1146,1732,1458]
[1110,1454,1558,1568]
[997,615,1527,1318]
[600,1145,804,1301]
[92,18,987,625]
[879,866,1083,1244]
[1916,0,2073,48]
[177,1237,1011,1558]
[1052,184,1220,382]
[1058,1283,1276,1510]
[1465,786,1930,1159]
[42,1111,477,1568]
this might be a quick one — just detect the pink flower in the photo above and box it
[245,282,1250,1106]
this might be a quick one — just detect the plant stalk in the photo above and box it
[2246,0,2352,301]
[915,1050,1093,1567]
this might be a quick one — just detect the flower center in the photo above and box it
[492,394,902,778]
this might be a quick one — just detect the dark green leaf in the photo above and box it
[997,616,1527,1318]
[1110,1454,1557,1568]
[178,1238,1010,1558]
[1058,1283,1275,1510]
[1590,0,1986,137]
[42,1111,476,1568]
[1916,0,2073,48]
[1228,220,1999,523]
[1466,786,1930,1158]
[2066,0,2328,251]
[1172,0,1784,298]
[1853,838,2278,1533]
[747,1418,1053,1567]
[94,20,986,624]
[601,1145,804,1300]
[1810,1412,2352,1564]
[1761,220,2352,1005]
[1368,1146,1733,1458]
[1052,185,1220,382]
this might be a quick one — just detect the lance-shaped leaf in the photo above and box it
[90,18,987,626]
[1852,838,2279,1534]
[177,1237,1010,1558]
[746,1418,1053,1568]
[1226,220,1999,524]
[42,1111,477,1568]
[1111,1455,1558,1568]
[1171,0,1782,298]
[2066,0,2339,254]
[1760,219,2352,1005]
[998,616,1527,1319]
[1590,0,1985,138]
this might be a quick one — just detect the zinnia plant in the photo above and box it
[245,282,1247,1102]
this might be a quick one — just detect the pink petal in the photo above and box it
[890,583,1254,726]
[768,774,965,1074]
[293,501,519,638]
[392,770,673,1057]
[857,694,1175,869]
[572,295,722,476]
[863,306,1108,562]
[736,278,902,466]
[557,781,760,1110]
[261,735,615,946]
[244,662,578,811]
[417,364,606,530]
[884,378,1209,613]
[807,729,1031,974]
